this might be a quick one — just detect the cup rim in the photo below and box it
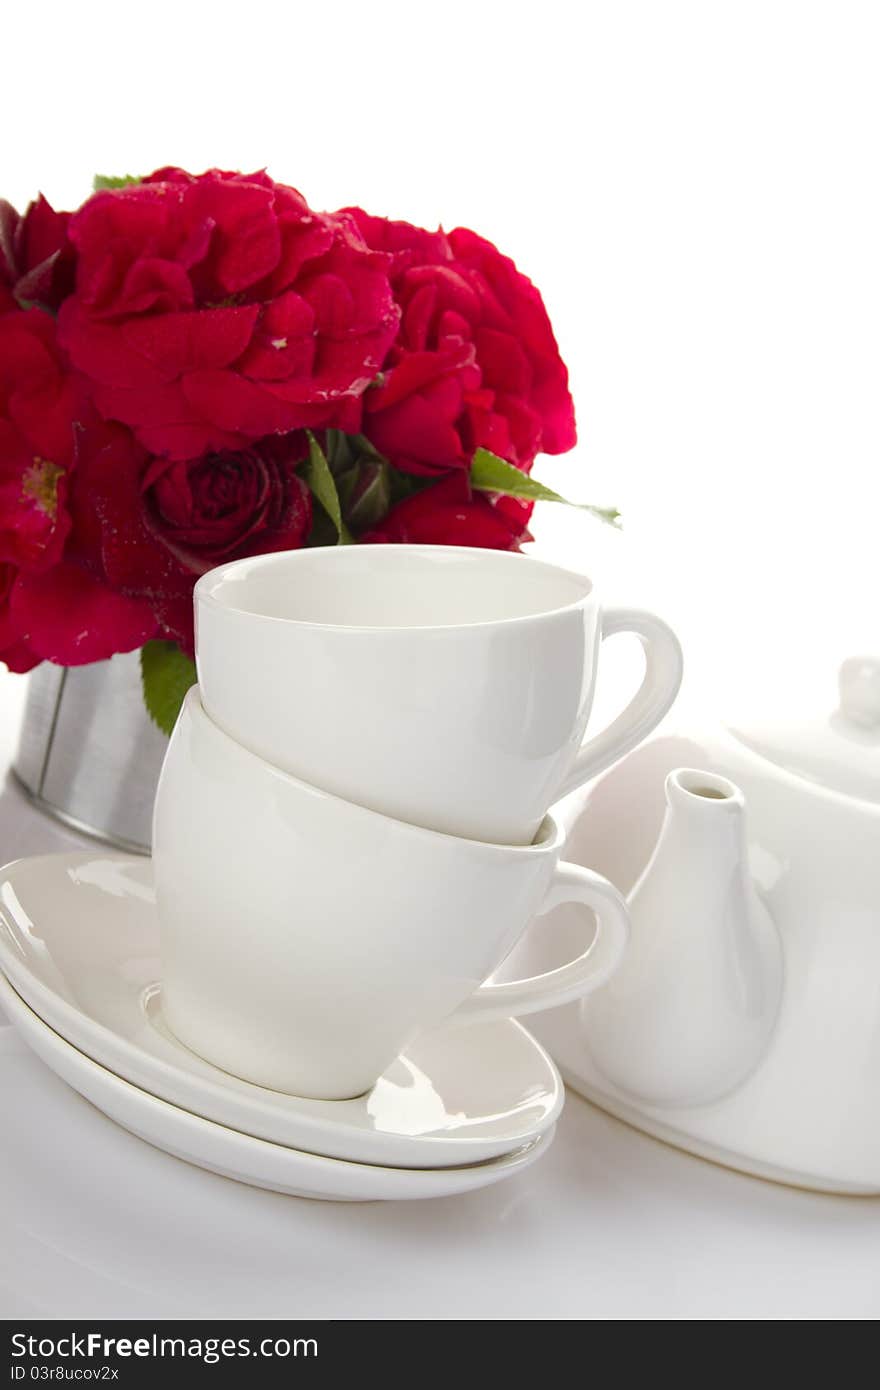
[183,688,566,856]
[194,544,594,634]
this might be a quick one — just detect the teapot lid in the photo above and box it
[726,656,880,804]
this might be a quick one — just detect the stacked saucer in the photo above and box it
[0,852,560,1201]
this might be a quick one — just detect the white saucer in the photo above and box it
[0,852,562,1167]
[0,972,553,1201]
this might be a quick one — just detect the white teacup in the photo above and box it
[153,689,629,1099]
[195,545,683,845]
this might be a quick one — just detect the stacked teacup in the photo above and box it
[153,545,682,1177]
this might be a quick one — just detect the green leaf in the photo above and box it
[140,641,196,737]
[305,510,341,548]
[346,432,387,465]
[301,432,353,543]
[470,448,621,528]
[388,468,429,506]
[333,465,360,512]
[92,173,142,192]
[324,428,356,477]
[346,460,392,531]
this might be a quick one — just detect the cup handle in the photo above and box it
[556,607,683,801]
[451,864,629,1023]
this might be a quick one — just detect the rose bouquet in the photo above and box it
[0,167,616,732]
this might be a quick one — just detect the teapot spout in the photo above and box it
[582,768,783,1109]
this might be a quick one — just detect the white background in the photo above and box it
[2,5,880,1320]
[4,0,878,714]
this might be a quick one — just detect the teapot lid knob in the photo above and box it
[838,656,880,729]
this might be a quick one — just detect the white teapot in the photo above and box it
[526,656,880,1193]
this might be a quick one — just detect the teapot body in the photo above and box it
[521,723,880,1192]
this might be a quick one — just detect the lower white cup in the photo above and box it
[153,689,629,1099]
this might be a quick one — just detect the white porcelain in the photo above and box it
[582,768,783,1107]
[0,850,563,1166]
[153,689,629,1099]
[502,661,880,1192]
[0,974,553,1202]
[727,653,880,804]
[195,544,682,844]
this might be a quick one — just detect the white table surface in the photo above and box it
[2,669,880,1322]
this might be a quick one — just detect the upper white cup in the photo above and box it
[195,544,683,844]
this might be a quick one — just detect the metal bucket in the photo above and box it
[12,652,169,853]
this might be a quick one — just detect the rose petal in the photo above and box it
[9,375,81,466]
[121,305,260,376]
[237,292,316,382]
[182,176,280,294]
[366,371,470,473]
[152,589,196,654]
[183,370,333,436]
[337,208,452,272]
[12,562,158,664]
[92,379,194,431]
[263,212,334,295]
[364,473,527,550]
[365,344,477,412]
[59,303,171,389]
[0,201,19,282]
[116,257,195,316]
[0,636,39,672]
[136,420,248,461]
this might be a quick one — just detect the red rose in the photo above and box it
[363,472,532,550]
[0,309,79,572]
[142,439,313,649]
[60,421,312,654]
[7,421,159,668]
[0,195,74,313]
[10,423,162,668]
[59,170,399,462]
[0,310,159,670]
[337,209,576,476]
[145,437,312,568]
